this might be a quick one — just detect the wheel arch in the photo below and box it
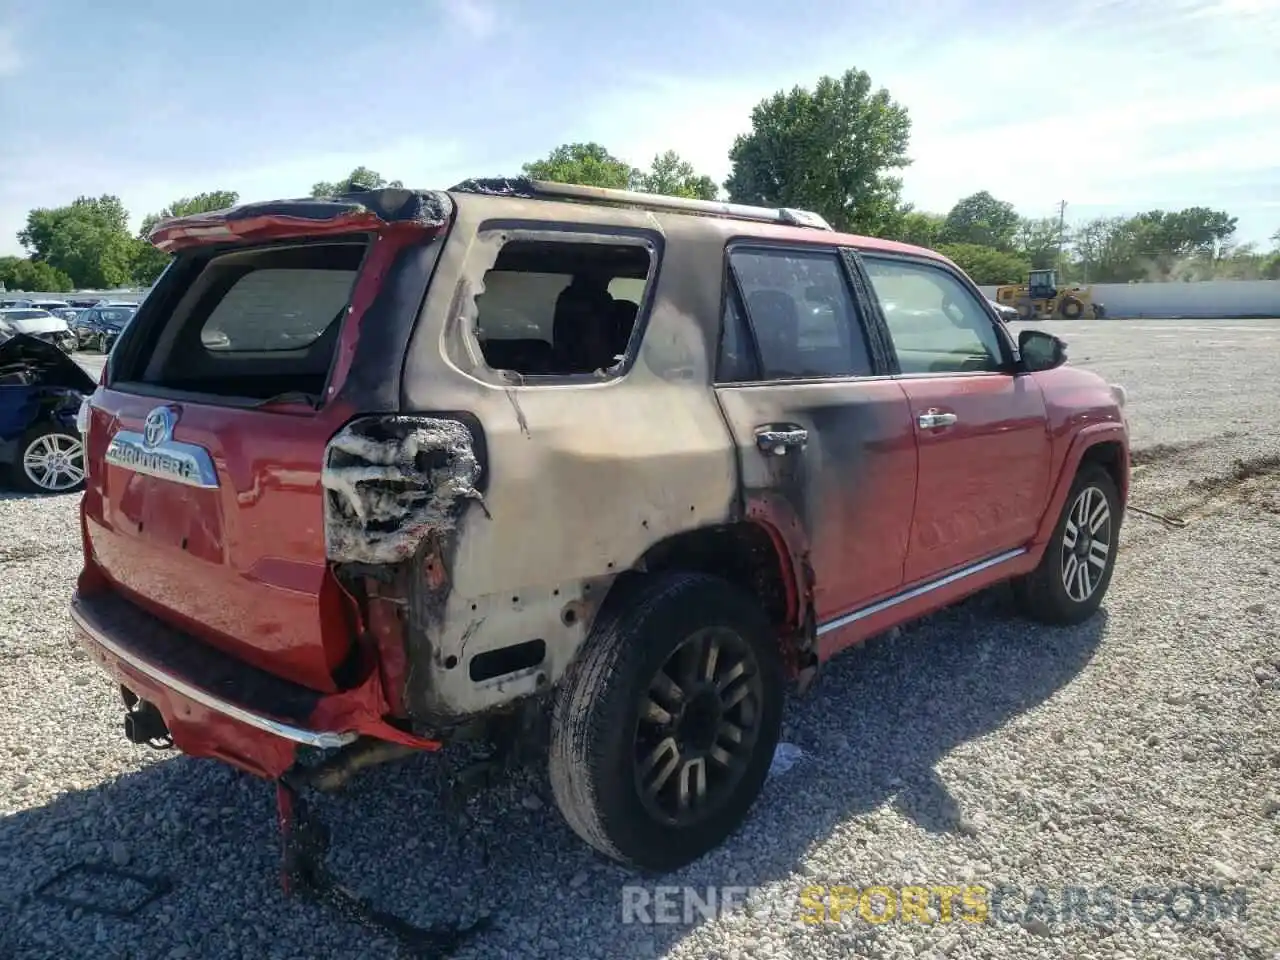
[605,520,809,679]
[632,521,797,630]
[1032,425,1130,551]
[1079,439,1128,504]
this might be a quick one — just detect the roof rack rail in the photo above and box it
[448,177,834,231]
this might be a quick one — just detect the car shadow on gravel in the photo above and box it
[0,587,1108,960]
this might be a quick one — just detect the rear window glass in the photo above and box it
[99,309,134,324]
[132,240,367,402]
[200,268,356,352]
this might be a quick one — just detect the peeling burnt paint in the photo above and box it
[449,177,538,198]
[322,416,484,565]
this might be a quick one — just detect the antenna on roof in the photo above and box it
[449,177,834,231]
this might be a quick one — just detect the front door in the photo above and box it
[859,253,1052,584]
[713,243,918,625]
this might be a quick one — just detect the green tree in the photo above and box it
[0,256,74,292]
[1012,217,1063,270]
[1067,207,1239,282]
[17,196,136,289]
[939,191,1019,250]
[310,166,403,198]
[133,190,241,284]
[889,209,945,248]
[936,243,1030,285]
[633,150,718,200]
[521,142,636,189]
[1069,216,1137,283]
[724,68,911,235]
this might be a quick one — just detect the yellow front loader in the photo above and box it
[995,269,1106,321]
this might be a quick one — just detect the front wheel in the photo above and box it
[1013,464,1121,625]
[549,572,784,872]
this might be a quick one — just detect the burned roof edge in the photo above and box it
[146,189,456,251]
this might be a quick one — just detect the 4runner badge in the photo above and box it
[104,405,219,489]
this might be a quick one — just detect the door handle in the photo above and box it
[755,425,809,455]
[917,408,958,429]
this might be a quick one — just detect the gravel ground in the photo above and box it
[2,320,1278,959]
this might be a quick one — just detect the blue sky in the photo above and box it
[1,0,1278,257]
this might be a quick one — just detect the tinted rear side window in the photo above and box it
[728,247,872,379]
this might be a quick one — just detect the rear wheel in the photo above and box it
[549,572,784,871]
[1013,464,1120,624]
[13,424,86,494]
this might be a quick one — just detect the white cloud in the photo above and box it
[437,0,497,40]
[0,25,21,78]
[567,1,1279,241]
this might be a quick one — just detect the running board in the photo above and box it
[815,547,1028,637]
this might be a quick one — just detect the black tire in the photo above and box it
[10,423,86,495]
[1013,464,1121,625]
[1015,299,1035,321]
[549,571,785,872]
[1058,296,1084,320]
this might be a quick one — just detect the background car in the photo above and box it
[81,304,138,352]
[28,299,72,314]
[0,333,94,493]
[0,307,78,353]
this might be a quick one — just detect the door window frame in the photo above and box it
[849,249,1019,378]
[714,239,894,385]
[456,219,666,385]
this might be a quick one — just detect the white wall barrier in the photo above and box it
[976,280,1280,319]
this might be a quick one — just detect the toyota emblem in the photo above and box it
[142,407,176,449]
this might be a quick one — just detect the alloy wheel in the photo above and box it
[1061,485,1112,602]
[23,432,85,492]
[632,626,764,827]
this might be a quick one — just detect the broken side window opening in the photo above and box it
[470,237,654,378]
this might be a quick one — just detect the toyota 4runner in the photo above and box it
[71,179,1129,875]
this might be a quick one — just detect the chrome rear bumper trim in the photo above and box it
[70,601,358,749]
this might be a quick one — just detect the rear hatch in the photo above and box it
[79,191,453,693]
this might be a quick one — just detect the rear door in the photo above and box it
[713,242,918,626]
[858,253,1052,584]
[81,229,442,693]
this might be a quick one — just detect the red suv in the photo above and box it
[71,180,1129,875]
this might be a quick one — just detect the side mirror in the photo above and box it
[1018,329,1067,372]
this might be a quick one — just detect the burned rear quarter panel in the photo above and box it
[396,195,741,720]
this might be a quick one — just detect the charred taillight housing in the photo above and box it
[320,415,483,566]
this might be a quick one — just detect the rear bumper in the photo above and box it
[70,588,434,778]
[72,600,356,750]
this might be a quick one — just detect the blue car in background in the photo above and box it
[0,333,96,494]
